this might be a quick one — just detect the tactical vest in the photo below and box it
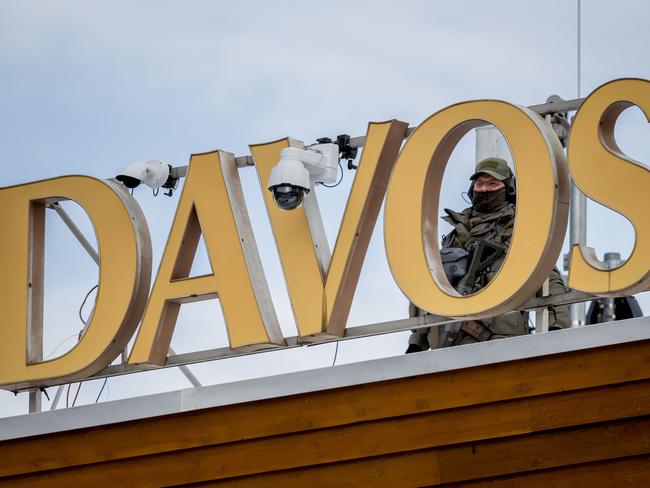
[443,203,514,247]
[441,202,515,289]
[441,201,531,339]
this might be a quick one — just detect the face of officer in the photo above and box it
[470,173,508,212]
[472,174,505,193]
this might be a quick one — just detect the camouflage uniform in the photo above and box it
[408,158,568,350]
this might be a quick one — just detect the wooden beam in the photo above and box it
[441,453,650,487]
[9,417,640,487]
[437,417,650,483]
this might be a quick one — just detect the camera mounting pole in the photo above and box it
[167,97,586,179]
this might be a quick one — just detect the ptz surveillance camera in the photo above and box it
[116,160,177,195]
[267,143,340,211]
[267,152,310,210]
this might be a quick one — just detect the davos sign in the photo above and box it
[1,78,649,390]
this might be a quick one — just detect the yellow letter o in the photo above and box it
[384,100,569,318]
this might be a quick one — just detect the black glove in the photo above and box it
[405,343,424,354]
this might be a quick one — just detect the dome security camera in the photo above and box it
[115,160,172,190]
[267,143,339,211]
[267,151,311,211]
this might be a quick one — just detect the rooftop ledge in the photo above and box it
[1,315,649,442]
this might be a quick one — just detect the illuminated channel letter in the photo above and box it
[384,101,569,318]
[251,120,408,337]
[129,150,284,366]
[0,177,151,389]
[567,78,650,295]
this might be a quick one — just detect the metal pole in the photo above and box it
[569,183,587,327]
[577,0,582,102]
[535,279,550,333]
[601,252,622,322]
[475,126,512,164]
[28,390,42,413]
[50,385,64,410]
[48,203,99,265]
[568,0,587,327]
[169,97,585,177]
[168,346,202,388]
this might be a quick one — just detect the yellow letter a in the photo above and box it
[129,150,284,366]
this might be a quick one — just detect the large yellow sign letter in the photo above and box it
[128,150,284,366]
[0,177,151,389]
[567,78,650,295]
[385,101,569,318]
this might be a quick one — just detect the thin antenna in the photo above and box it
[577,0,581,98]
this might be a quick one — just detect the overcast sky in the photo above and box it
[1,0,649,418]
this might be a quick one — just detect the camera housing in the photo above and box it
[116,160,172,190]
[267,143,339,211]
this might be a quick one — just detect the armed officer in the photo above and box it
[406,157,568,352]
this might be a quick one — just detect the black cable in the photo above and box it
[78,284,99,325]
[62,283,99,409]
[331,341,340,366]
[95,378,108,403]
[46,333,80,359]
[72,382,82,406]
[321,159,344,188]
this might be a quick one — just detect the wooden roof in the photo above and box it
[1,317,650,486]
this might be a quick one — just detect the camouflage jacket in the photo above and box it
[409,202,568,349]
[441,203,515,290]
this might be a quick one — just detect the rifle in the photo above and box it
[455,240,507,295]
[437,240,507,348]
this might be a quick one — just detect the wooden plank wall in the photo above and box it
[1,339,650,486]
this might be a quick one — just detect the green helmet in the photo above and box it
[470,157,513,181]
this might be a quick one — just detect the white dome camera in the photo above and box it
[115,160,173,190]
[267,143,340,211]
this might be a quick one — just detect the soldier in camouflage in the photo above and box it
[406,157,568,352]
